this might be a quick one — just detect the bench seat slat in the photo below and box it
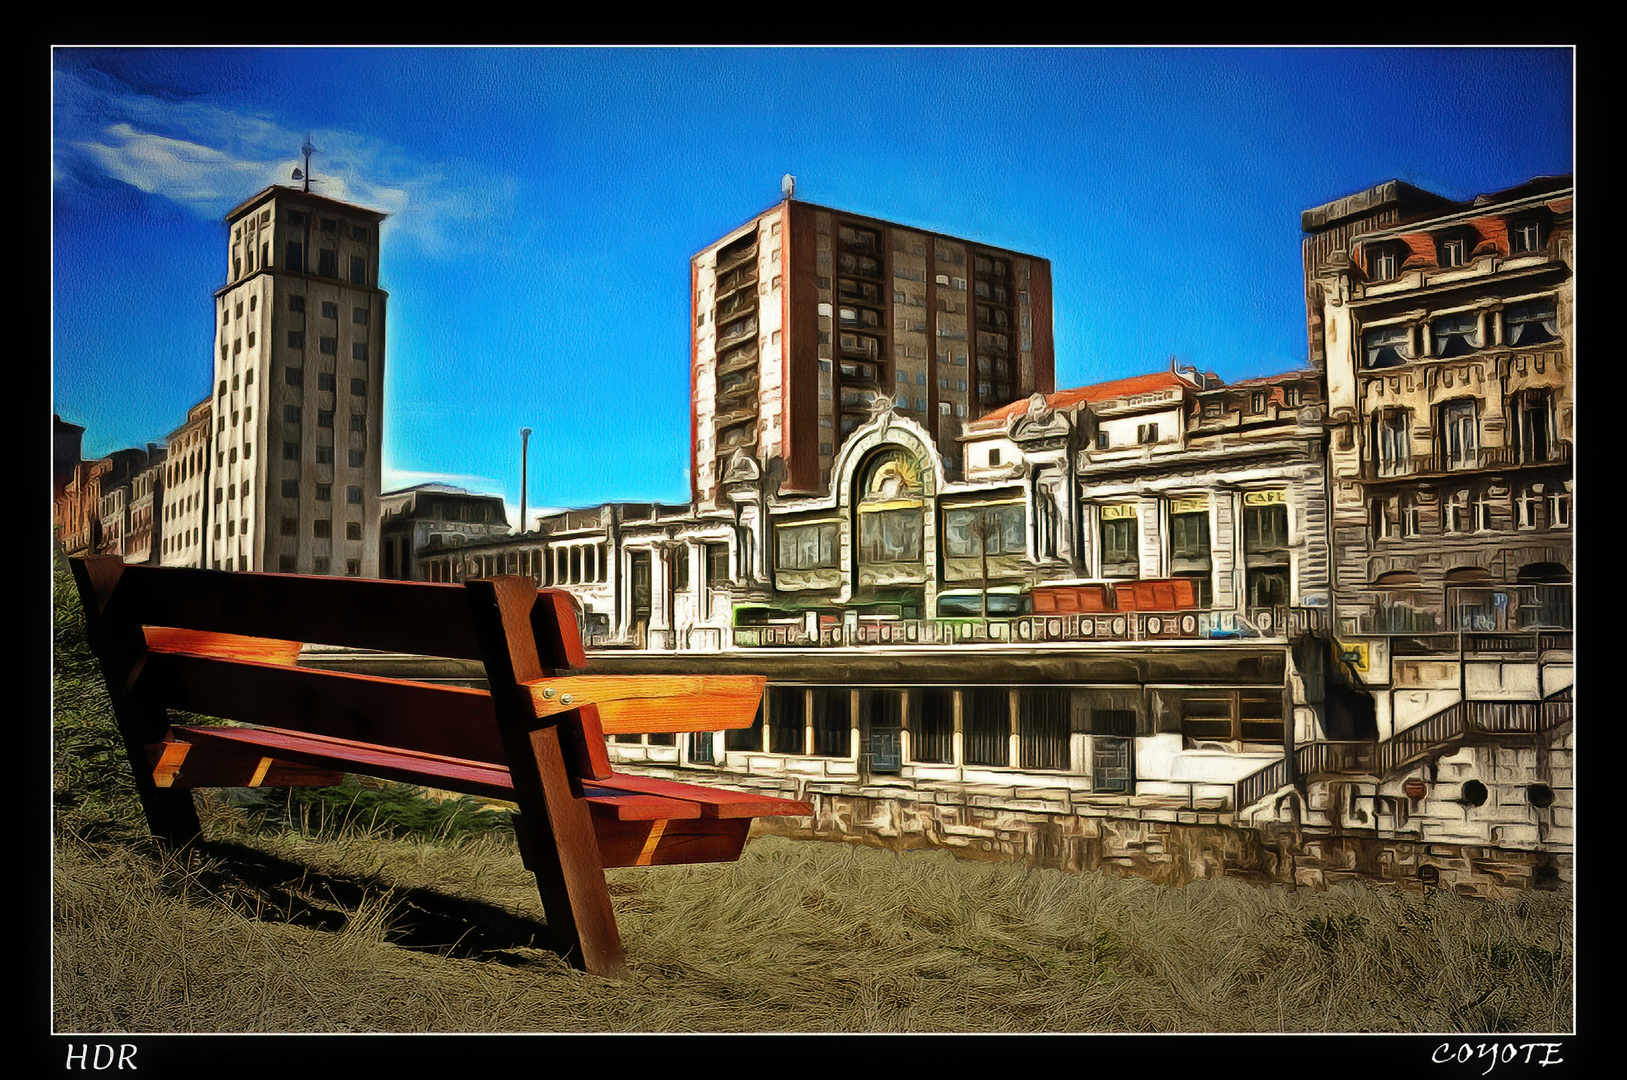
[523,675,767,733]
[596,772,812,819]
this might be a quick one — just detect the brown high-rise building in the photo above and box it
[690,197,1053,507]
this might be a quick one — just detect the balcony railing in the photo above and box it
[1361,441,1571,481]
[731,606,1326,649]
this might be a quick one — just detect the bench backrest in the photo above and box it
[70,557,615,780]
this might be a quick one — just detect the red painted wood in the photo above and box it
[595,818,751,869]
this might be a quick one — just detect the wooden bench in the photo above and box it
[69,556,811,977]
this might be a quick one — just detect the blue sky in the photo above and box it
[52,46,1574,523]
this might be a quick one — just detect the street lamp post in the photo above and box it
[520,427,532,535]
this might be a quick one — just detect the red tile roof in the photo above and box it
[973,370,1199,426]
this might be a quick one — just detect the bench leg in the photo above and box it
[511,727,628,979]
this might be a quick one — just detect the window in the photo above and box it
[317,410,334,428]
[1438,399,1479,470]
[858,509,923,563]
[1431,311,1480,357]
[352,307,368,325]
[346,486,362,505]
[320,337,337,355]
[944,504,1025,558]
[346,522,362,540]
[350,414,365,432]
[321,301,338,319]
[352,342,368,360]
[284,405,301,423]
[1371,408,1411,476]
[316,485,331,501]
[349,449,365,467]
[313,558,329,574]
[776,523,839,570]
[1137,423,1159,444]
[1099,506,1138,577]
[318,372,335,392]
[318,249,337,277]
[313,519,332,538]
[987,448,1001,467]
[1444,489,1471,534]
[1251,392,1266,414]
[1368,244,1400,281]
[283,441,299,460]
[1472,488,1495,532]
[1243,495,1289,552]
[1370,497,1394,542]
[280,517,297,537]
[1438,235,1468,268]
[1095,431,1110,450]
[1400,493,1421,537]
[282,480,298,498]
[289,295,304,313]
[316,446,334,464]
[1546,485,1571,528]
[1182,691,1282,747]
[350,256,368,285]
[351,225,367,241]
[350,378,366,395]
[1509,218,1544,254]
[285,241,303,271]
[218,379,228,398]
[321,218,337,234]
[1510,390,1554,463]
[706,542,730,587]
[346,559,361,576]
[1362,324,1410,369]
[1516,484,1542,529]
[1504,298,1559,347]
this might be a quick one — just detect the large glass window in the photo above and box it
[909,688,954,764]
[858,508,922,563]
[1505,299,1558,346]
[1362,325,1410,369]
[1431,311,1480,357]
[944,504,1024,557]
[776,522,838,570]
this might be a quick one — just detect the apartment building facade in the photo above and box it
[206,186,388,577]
[1303,176,1573,694]
[691,199,1054,507]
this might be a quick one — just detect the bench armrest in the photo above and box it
[519,674,766,733]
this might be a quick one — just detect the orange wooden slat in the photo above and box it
[522,674,766,733]
[146,738,345,789]
[592,772,812,819]
[171,725,518,801]
[593,817,752,869]
[578,788,705,822]
[143,628,304,666]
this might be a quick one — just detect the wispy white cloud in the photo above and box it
[53,68,516,255]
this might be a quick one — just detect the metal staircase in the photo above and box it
[1233,685,1572,813]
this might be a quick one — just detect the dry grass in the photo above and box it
[50,561,1573,1034]
[53,806,1573,1034]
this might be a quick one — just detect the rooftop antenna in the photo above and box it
[291,135,319,192]
[781,173,796,201]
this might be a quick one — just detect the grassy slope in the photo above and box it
[50,562,1574,1034]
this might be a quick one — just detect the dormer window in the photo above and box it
[1438,235,1468,268]
[1509,217,1545,254]
[1367,243,1401,281]
[1431,311,1481,358]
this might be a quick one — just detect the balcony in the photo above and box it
[1360,441,1571,481]
[730,605,1326,649]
